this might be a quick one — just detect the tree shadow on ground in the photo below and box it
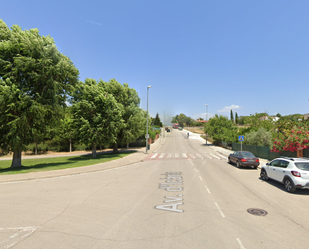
[0,151,136,174]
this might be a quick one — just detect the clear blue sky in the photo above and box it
[2,0,309,124]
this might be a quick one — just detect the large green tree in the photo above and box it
[204,115,237,144]
[99,79,145,152]
[0,20,79,167]
[71,79,123,158]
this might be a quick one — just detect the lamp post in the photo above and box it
[205,104,208,145]
[146,85,152,153]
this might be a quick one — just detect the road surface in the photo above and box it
[0,129,308,248]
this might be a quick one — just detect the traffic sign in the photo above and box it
[238,135,244,142]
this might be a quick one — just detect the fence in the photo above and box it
[221,141,309,161]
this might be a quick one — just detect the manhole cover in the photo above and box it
[247,208,268,216]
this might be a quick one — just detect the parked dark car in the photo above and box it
[166,129,170,132]
[228,151,260,169]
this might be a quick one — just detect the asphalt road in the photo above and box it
[0,129,309,248]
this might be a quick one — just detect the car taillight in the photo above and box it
[256,159,259,162]
[241,159,247,162]
[291,171,301,177]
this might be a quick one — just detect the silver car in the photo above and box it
[260,157,309,193]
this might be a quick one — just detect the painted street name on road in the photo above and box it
[155,172,184,213]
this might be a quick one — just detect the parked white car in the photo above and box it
[260,157,309,193]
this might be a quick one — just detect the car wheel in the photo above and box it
[254,166,258,169]
[228,157,231,164]
[236,161,241,168]
[284,177,296,193]
[260,169,268,180]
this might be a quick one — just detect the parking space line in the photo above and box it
[199,175,203,181]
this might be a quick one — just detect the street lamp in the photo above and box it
[205,104,208,145]
[146,85,152,153]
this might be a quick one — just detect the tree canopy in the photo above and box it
[0,20,79,167]
[204,115,237,144]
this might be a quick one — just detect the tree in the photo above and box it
[230,110,234,122]
[153,113,163,127]
[204,115,237,144]
[235,112,239,124]
[0,20,79,167]
[71,79,123,158]
[245,128,272,147]
[99,79,146,152]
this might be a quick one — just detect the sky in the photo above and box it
[2,0,309,125]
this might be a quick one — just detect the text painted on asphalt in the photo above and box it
[155,172,184,213]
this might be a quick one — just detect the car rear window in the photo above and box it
[240,152,255,157]
[295,163,309,171]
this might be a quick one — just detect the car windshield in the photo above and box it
[240,152,255,157]
[295,163,309,171]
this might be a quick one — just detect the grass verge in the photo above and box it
[0,151,135,175]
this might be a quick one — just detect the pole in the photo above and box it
[146,85,152,153]
[205,104,208,145]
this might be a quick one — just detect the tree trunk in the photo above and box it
[92,143,97,158]
[100,144,102,151]
[113,143,118,154]
[11,149,22,168]
[35,142,38,155]
[69,138,72,153]
[127,143,129,149]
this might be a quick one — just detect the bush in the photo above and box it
[245,128,272,147]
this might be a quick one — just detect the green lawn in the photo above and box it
[0,151,135,175]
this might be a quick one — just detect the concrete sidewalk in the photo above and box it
[183,128,269,168]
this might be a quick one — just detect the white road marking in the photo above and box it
[159,153,165,159]
[151,153,158,159]
[167,153,172,158]
[182,153,187,158]
[210,153,220,159]
[205,185,211,194]
[0,227,37,249]
[196,153,203,159]
[199,175,203,181]
[175,153,179,158]
[194,168,199,172]
[189,153,195,159]
[215,202,225,218]
[236,238,246,249]
[189,160,194,166]
[204,154,212,159]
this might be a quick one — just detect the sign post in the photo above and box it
[238,135,244,151]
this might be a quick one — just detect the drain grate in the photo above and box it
[247,208,268,216]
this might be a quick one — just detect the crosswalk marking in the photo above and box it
[151,153,158,159]
[189,153,195,159]
[146,152,228,161]
[204,154,212,159]
[210,153,220,159]
[196,153,203,159]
